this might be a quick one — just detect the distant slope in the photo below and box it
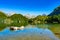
[10,14,28,20]
[49,6,60,16]
[0,11,7,18]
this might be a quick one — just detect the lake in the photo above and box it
[0,24,60,40]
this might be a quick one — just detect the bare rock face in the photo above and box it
[10,26,24,30]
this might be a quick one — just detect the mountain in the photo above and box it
[49,6,60,16]
[24,14,36,19]
[6,13,15,16]
[10,14,28,20]
[0,11,7,18]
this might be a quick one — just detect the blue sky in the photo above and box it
[0,0,60,16]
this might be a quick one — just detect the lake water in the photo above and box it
[0,24,60,40]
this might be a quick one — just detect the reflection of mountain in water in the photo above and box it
[0,26,59,40]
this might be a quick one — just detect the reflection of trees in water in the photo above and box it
[36,24,49,29]
[48,24,60,39]
[0,24,7,31]
[0,27,6,31]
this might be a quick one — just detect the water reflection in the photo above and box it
[0,24,7,31]
[0,25,59,40]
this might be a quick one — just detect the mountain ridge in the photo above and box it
[49,6,60,16]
